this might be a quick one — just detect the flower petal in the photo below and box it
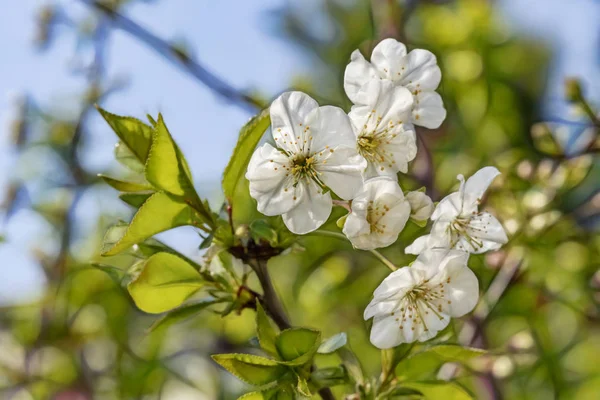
[458,212,508,254]
[396,49,441,91]
[465,166,501,201]
[412,91,446,129]
[442,260,479,317]
[372,266,419,300]
[246,143,296,216]
[270,91,319,154]
[316,146,366,200]
[308,105,357,150]
[430,192,464,221]
[406,190,434,221]
[281,180,332,234]
[344,49,380,103]
[349,80,414,127]
[371,38,408,79]
[370,315,404,348]
[405,234,431,255]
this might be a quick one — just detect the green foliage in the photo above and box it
[419,344,486,363]
[98,174,152,192]
[399,381,473,400]
[275,328,321,365]
[211,353,287,386]
[127,252,205,313]
[256,302,280,356]
[102,191,200,256]
[147,298,222,332]
[222,107,270,201]
[145,114,194,196]
[97,107,153,164]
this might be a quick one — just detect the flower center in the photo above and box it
[447,216,484,250]
[289,154,322,187]
[391,279,452,333]
[366,200,390,234]
[356,111,400,172]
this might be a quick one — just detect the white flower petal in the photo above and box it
[417,300,451,341]
[396,49,441,91]
[270,91,319,154]
[442,260,479,317]
[349,80,414,128]
[364,298,396,320]
[405,234,430,255]
[246,143,296,215]
[412,91,446,129]
[344,49,380,103]
[343,178,410,250]
[370,315,404,348]
[371,266,418,300]
[371,38,408,79]
[430,192,464,221]
[464,166,501,201]
[317,146,366,200]
[462,212,508,253]
[308,105,357,150]
[406,190,434,221]
[281,181,332,234]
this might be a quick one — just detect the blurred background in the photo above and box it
[0,0,599,399]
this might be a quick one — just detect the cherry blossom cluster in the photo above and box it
[245,38,508,349]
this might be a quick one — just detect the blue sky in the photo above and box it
[0,0,599,305]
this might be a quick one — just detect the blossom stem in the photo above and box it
[249,258,335,400]
[310,230,398,271]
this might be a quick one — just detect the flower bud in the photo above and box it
[406,190,434,222]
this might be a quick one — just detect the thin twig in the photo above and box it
[78,0,263,113]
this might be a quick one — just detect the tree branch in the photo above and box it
[78,0,263,113]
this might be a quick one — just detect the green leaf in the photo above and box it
[91,263,127,287]
[127,252,204,314]
[250,220,278,246]
[115,140,145,173]
[310,366,348,389]
[337,347,364,385]
[400,381,473,400]
[102,191,198,256]
[119,192,154,208]
[317,332,347,354]
[410,217,428,228]
[238,387,293,400]
[145,114,194,196]
[275,328,320,365]
[222,108,270,201]
[99,174,152,192]
[148,298,221,332]
[97,107,153,164]
[296,376,311,397]
[256,302,279,356]
[212,353,286,386]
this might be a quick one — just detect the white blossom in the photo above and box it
[344,38,446,129]
[349,80,418,179]
[342,178,411,250]
[406,167,508,255]
[246,92,366,235]
[406,190,434,222]
[365,249,478,348]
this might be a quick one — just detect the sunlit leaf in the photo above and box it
[97,107,153,164]
[256,302,279,356]
[119,192,154,208]
[127,252,204,314]
[212,353,286,386]
[99,174,152,192]
[145,114,194,196]
[310,366,348,389]
[222,108,270,201]
[296,375,311,397]
[317,332,347,354]
[275,328,320,365]
[400,381,473,400]
[102,191,198,256]
[114,141,145,173]
[422,344,487,363]
[148,298,222,332]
